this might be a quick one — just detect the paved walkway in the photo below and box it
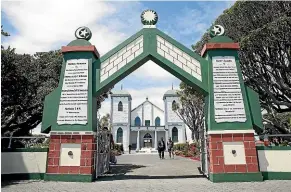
[2,154,291,192]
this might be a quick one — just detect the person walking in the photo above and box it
[158,137,165,159]
[128,144,132,154]
[167,137,174,159]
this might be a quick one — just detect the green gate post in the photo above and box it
[42,28,99,182]
[201,34,263,182]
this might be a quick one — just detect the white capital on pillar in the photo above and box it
[154,130,158,150]
[136,130,140,150]
[165,130,169,150]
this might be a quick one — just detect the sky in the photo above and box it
[1,0,235,133]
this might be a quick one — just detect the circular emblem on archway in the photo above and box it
[75,26,92,41]
[141,10,158,26]
[210,25,225,37]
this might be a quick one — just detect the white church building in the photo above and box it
[110,89,186,153]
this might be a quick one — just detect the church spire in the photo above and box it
[121,84,123,90]
[172,83,173,90]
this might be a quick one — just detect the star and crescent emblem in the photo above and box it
[75,26,92,41]
[210,25,225,37]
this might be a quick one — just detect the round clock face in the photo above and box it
[141,10,158,25]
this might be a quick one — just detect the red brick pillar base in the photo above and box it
[207,131,263,182]
[44,133,96,182]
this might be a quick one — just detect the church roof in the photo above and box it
[110,90,132,99]
[131,98,164,112]
[163,89,178,100]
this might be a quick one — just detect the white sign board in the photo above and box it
[212,56,247,123]
[57,59,89,125]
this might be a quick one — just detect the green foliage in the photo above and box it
[1,44,63,136]
[173,142,200,157]
[173,143,188,151]
[263,112,291,134]
[113,143,123,152]
[1,26,9,37]
[98,113,111,130]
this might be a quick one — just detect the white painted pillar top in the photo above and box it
[165,130,168,150]
[136,130,140,150]
[154,130,158,150]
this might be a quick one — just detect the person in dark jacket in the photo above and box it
[158,137,165,159]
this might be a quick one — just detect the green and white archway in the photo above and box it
[96,27,207,96]
[42,10,264,183]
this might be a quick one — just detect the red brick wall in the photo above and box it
[208,133,259,174]
[47,134,96,175]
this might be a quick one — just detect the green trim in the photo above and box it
[262,172,291,180]
[1,173,44,181]
[67,39,92,46]
[256,146,291,150]
[209,172,263,182]
[44,174,93,182]
[209,35,234,43]
[2,148,49,152]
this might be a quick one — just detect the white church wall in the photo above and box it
[153,106,164,126]
[131,105,142,125]
[168,125,185,143]
[112,97,129,123]
[166,97,183,123]
[143,102,152,125]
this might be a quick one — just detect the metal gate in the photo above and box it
[200,125,209,177]
[95,130,111,178]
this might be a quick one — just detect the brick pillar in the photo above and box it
[45,133,96,182]
[207,131,263,182]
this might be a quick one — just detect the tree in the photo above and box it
[98,113,111,131]
[1,47,63,136]
[193,1,291,114]
[263,112,291,134]
[173,82,204,141]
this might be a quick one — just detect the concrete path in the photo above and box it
[2,154,291,192]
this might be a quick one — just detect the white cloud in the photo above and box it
[2,0,143,54]
[131,60,177,81]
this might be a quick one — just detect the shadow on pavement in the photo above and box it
[97,164,206,181]
[1,180,39,188]
[98,174,206,181]
[106,163,146,175]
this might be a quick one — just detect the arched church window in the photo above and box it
[155,117,161,126]
[118,101,123,111]
[135,117,141,126]
[172,127,178,143]
[116,127,123,143]
[172,100,177,111]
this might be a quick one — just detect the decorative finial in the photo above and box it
[75,26,92,41]
[209,25,225,37]
[146,96,148,100]
[141,10,158,28]
[121,84,123,90]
